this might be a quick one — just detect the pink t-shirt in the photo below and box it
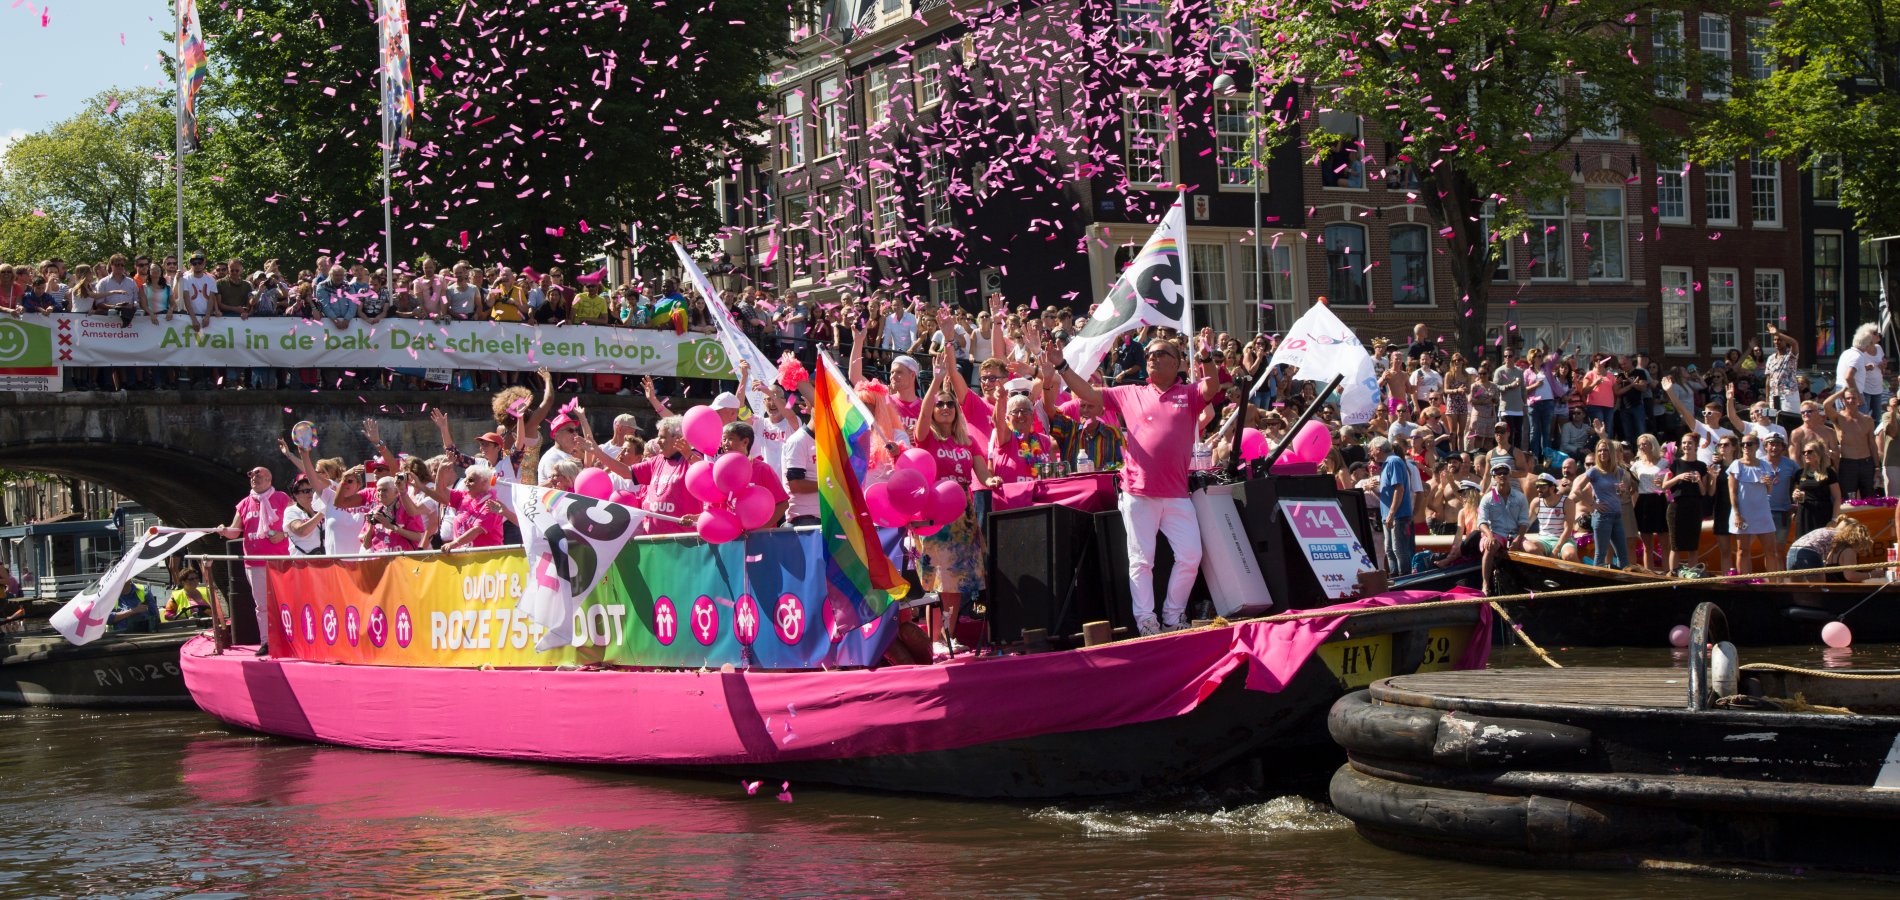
[236,491,293,563]
[917,429,979,487]
[631,454,701,535]
[989,430,1055,484]
[363,505,426,552]
[1101,382,1208,498]
[892,395,923,434]
[750,458,790,505]
[449,489,504,548]
[961,392,994,449]
[1585,372,1615,407]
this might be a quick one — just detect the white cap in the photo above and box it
[1005,377,1035,394]
[891,355,921,375]
[711,392,741,411]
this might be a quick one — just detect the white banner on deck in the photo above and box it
[505,483,646,652]
[37,313,738,378]
[50,528,208,646]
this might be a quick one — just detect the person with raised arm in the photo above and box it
[849,308,924,432]
[1823,384,1879,500]
[1047,335,1219,636]
[912,341,1003,656]
[217,465,291,654]
[417,462,511,551]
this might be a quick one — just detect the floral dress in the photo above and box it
[1468,379,1498,437]
[916,430,986,595]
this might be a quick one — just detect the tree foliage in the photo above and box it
[0,90,186,265]
[190,0,787,269]
[1698,0,1900,238]
[1246,2,1737,351]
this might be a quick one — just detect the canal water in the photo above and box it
[5,645,1899,898]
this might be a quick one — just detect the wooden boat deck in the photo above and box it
[1374,667,1689,712]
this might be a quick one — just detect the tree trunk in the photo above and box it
[1420,166,1495,360]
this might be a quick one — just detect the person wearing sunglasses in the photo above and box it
[1046,335,1220,636]
[282,476,326,555]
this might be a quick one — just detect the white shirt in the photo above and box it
[1691,422,1736,466]
[283,502,325,553]
[780,426,819,521]
[1838,346,1886,395]
[537,446,575,485]
[177,272,218,315]
[881,311,917,352]
[314,486,367,555]
[1409,368,1443,400]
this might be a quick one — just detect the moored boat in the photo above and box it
[1327,602,1900,879]
[1494,550,1900,646]
[0,622,207,708]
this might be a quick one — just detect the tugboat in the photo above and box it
[1328,601,1900,879]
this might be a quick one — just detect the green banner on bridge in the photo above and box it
[47,314,739,379]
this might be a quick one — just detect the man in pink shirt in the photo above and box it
[1050,338,1218,635]
[218,466,291,654]
[721,421,791,525]
[622,416,703,535]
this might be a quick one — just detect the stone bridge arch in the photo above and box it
[0,390,651,526]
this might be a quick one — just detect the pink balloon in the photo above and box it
[886,468,930,518]
[683,405,724,457]
[712,451,753,496]
[573,467,613,500]
[610,489,639,506]
[895,447,938,481]
[928,478,966,524]
[685,459,726,505]
[695,506,742,544]
[1240,427,1270,461]
[734,484,777,531]
[1286,421,1332,464]
[865,482,907,528]
[1822,621,1853,649]
[911,520,947,538]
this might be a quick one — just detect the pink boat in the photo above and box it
[183,588,1489,798]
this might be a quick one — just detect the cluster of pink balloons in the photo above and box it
[573,467,636,507]
[1238,420,1332,469]
[863,448,967,538]
[685,453,777,544]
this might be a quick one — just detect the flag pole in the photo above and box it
[379,11,396,301]
[174,1,186,271]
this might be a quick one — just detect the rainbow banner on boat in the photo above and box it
[175,0,208,153]
[814,350,908,632]
[263,531,895,669]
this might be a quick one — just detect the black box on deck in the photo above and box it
[1228,475,1371,611]
[987,503,1103,644]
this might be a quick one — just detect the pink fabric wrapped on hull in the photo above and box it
[183,589,1488,766]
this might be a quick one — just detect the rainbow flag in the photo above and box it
[176,0,207,153]
[379,0,415,158]
[814,351,908,628]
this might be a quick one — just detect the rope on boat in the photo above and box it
[1231,561,1900,627]
[1486,601,1563,669]
[1737,662,1900,681]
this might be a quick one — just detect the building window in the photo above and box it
[1755,270,1786,343]
[915,46,944,108]
[1578,80,1618,140]
[1482,201,1512,282]
[1315,107,1364,188]
[929,270,957,308]
[1584,186,1626,281]
[784,194,813,279]
[868,169,901,247]
[1661,266,1694,353]
[1114,0,1168,54]
[1704,161,1735,225]
[1323,223,1368,307]
[780,92,806,168]
[1815,235,1844,344]
[1657,160,1688,223]
[1745,18,1775,80]
[1699,14,1731,100]
[1532,77,1566,140]
[817,188,850,277]
[1528,197,1568,281]
[1813,154,1841,203]
[1240,241,1296,333]
[866,67,892,127]
[1749,159,1780,226]
[1709,268,1740,352]
[1390,224,1431,306]
[920,153,950,228]
[1123,91,1176,187]
[1860,238,1891,330]
[1213,97,1256,188]
[1653,13,1685,98]
[815,75,846,158]
[1189,243,1230,333]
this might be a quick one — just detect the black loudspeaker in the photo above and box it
[988,504,1101,644]
[222,560,263,646]
[1229,475,1371,611]
[1089,507,1210,632]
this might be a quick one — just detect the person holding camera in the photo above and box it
[361,475,428,552]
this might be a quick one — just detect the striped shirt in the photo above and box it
[1049,411,1124,472]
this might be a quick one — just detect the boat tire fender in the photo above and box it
[1711,641,1740,698]
[1330,691,1592,768]
[1330,764,1670,855]
[1328,690,1445,761]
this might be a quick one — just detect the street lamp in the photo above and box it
[1210,24,1265,334]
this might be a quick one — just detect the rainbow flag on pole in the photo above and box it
[813,350,907,630]
[176,0,207,153]
[378,0,415,158]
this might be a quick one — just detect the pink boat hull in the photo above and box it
[183,592,1489,797]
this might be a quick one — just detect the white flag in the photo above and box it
[1265,301,1380,425]
[50,528,208,646]
[1064,194,1193,378]
[506,483,646,651]
[671,238,778,414]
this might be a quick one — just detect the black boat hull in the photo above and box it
[1496,553,1900,646]
[0,627,203,708]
